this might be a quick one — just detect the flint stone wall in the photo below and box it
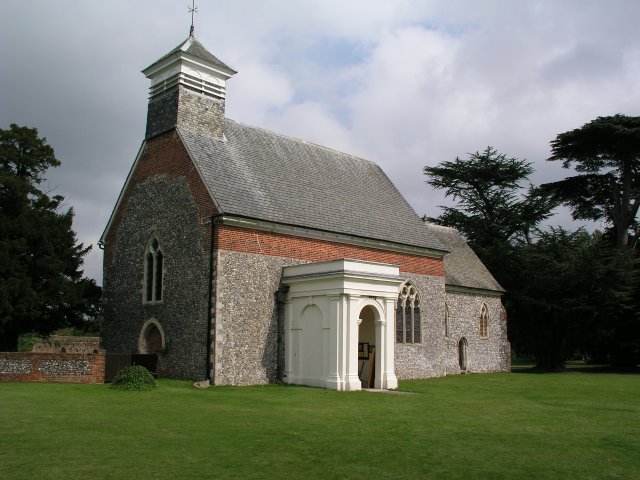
[394,272,448,379]
[102,175,209,380]
[214,249,300,386]
[215,251,508,385]
[32,336,101,354]
[0,352,105,384]
[444,290,511,374]
[146,86,225,140]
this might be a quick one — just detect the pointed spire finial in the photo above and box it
[188,0,198,37]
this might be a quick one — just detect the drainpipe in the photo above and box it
[206,215,221,383]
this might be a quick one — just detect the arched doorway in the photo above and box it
[145,325,163,355]
[358,306,376,388]
[458,337,468,372]
[138,319,166,376]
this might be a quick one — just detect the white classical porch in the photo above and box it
[281,259,402,391]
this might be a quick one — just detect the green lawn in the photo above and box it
[1,371,639,479]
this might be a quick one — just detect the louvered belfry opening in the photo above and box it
[142,35,236,140]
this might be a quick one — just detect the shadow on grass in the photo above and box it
[512,360,640,375]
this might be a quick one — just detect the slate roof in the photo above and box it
[180,119,447,252]
[429,224,504,292]
[144,36,236,74]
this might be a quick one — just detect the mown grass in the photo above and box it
[1,371,639,479]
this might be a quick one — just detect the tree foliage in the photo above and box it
[425,142,639,370]
[0,124,101,351]
[545,114,640,249]
[424,147,556,248]
[507,229,637,369]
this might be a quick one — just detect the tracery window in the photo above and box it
[144,236,164,303]
[479,303,488,338]
[395,280,421,344]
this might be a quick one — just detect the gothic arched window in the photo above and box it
[459,337,468,370]
[479,303,488,338]
[395,280,421,344]
[144,236,164,303]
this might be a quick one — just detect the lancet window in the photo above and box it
[144,236,164,303]
[479,303,488,338]
[444,303,450,338]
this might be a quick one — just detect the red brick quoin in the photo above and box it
[216,225,444,276]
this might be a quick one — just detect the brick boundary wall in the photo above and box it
[0,352,105,384]
[216,225,445,276]
[31,336,101,354]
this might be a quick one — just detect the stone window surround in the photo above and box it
[479,303,489,338]
[396,280,421,344]
[143,234,164,304]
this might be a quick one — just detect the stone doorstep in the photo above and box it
[361,388,416,395]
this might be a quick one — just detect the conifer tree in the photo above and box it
[545,114,640,249]
[0,124,101,350]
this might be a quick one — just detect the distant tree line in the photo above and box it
[424,114,640,369]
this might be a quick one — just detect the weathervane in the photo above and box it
[189,0,198,36]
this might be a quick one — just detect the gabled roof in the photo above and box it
[179,119,447,252]
[429,224,504,293]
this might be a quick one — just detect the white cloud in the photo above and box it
[227,60,295,125]
[2,0,640,284]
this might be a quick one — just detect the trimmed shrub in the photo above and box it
[17,333,44,352]
[110,365,157,391]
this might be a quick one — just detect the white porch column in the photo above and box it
[286,301,303,384]
[283,300,293,383]
[325,294,342,390]
[344,295,361,391]
[382,297,398,389]
[374,317,386,389]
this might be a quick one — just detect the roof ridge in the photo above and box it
[224,118,378,166]
[426,223,459,233]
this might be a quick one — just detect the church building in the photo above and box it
[100,34,510,390]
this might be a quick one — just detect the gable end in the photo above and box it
[102,130,218,265]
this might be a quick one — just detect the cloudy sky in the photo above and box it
[1,0,639,284]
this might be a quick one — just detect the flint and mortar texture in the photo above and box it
[214,250,300,386]
[213,250,509,385]
[0,352,105,383]
[39,360,91,375]
[393,273,448,379]
[146,86,225,140]
[0,358,32,375]
[102,175,209,380]
[444,291,511,373]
